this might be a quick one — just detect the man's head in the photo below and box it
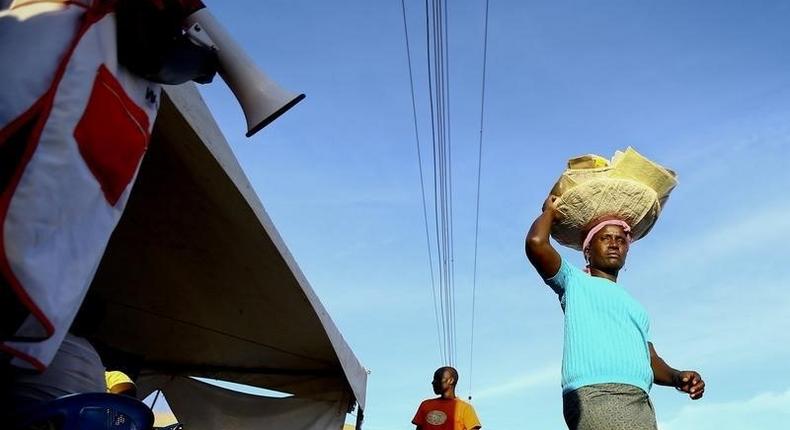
[431,366,458,396]
[583,220,631,275]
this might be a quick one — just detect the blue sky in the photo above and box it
[192,1,790,428]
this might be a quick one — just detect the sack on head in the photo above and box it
[550,147,677,250]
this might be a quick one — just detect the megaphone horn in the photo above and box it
[184,9,305,137]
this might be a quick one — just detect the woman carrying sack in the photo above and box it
[525,194,705,430]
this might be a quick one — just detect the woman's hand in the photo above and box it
[673,370,705,400]
[541,195,562,220]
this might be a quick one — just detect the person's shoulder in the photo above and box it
[559,257,586,276]
[453,398,477,411]
[455,398,481,428]
[418,397,440,408]
[545,257,585,288]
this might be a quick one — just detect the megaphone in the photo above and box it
[184,8,305,137]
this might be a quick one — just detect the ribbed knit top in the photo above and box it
[546,259,653,394]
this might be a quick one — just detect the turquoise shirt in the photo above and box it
[546,259,653,394]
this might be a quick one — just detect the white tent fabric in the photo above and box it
[139,376,347,430]
[85,83,366,427]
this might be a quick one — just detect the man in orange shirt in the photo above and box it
[412,367,482,430]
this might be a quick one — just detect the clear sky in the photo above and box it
[193,1,790,428]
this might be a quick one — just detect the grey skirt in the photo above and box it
[562,383,658,430]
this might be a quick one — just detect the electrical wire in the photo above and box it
[468,0,491,401]
[400,0,445,365]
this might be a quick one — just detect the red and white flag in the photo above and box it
[0,0,161,370]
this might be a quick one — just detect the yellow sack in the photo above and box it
[549,147,677,250]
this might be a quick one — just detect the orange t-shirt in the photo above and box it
[412,397,481,430]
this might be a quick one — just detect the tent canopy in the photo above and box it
[84,84,366,415]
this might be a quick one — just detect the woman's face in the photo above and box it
[585,224,630,272]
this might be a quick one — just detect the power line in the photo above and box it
[468,0,491,401]
[444,0,457,366]
[405,0,486,370]
[425,0,450,365]
[400,0,444,365]
[425,0,455,366]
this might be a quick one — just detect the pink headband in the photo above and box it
[582,219,632,252]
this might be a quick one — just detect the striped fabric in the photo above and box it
[546,259,653,394]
